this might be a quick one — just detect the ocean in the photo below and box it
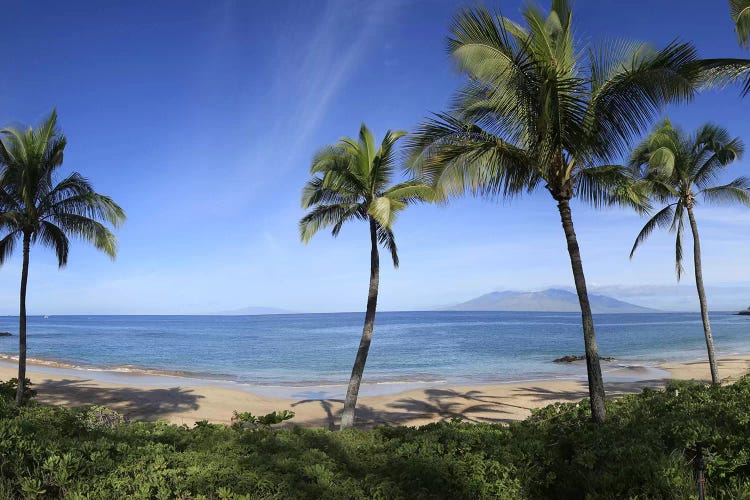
[0,311,747,398]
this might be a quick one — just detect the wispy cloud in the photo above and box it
[270,0,395,164]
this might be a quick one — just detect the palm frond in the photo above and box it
[301,176,357,209]
[586,41,701,159]
[35,221,69,267]
[371,130,407,192]
[309,146,368,196]
[693,57,750,96]
[46,191,125,228]
[407,113,534,199]
[367,196,406,229]
[0,211,25,232]
[0,231,20,265]
[448,6,521,82]
[45,214,117,259]
[732,0,750,47]
[376,224,399,268]
[647,146,677,178]
[700,177,750,206]
[575,164,649,212]
[629,204,675,258]
[299,203,361,243]
[331,205,367,237]
[692,132,745,189]
[382,179,436,204]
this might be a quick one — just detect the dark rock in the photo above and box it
[738,308,750,316]
[554,355,585,363]
[553,354,615,363]
[0,332,12,337]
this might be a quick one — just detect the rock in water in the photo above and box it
[553,354,615,363]
[554,354,586,363]
[0,332,12,337]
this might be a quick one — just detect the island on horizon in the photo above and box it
[442,288,657,314]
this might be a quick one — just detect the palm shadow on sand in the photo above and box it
[292,388,527,429]
[31,378,203,421]
[291,379,669,429]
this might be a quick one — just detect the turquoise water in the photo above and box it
[0,312,747,392]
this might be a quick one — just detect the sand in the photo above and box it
[0,356,747,429]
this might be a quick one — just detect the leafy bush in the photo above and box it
[0,377,36,402]
[231,409,295,430]
[0,377,749,498]
[76,405,125,431]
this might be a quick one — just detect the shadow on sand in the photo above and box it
[32,378,203,421]
[291,378,669,429]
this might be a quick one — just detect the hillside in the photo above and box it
[443,288,656,313]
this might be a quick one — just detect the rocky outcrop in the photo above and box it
[553,354,615,363]
[0,332,11,337]
[738,308,750,316]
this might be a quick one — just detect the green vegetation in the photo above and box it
[4,377,750,498]
[629,120,750,384]
[0,110,125,403]
[299,124,432,429]
[230,409,295,430]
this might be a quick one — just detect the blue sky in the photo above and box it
[0,0,749,314]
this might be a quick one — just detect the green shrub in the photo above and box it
[0,377,749,498]
[76,405,125,431]
[230,409,295,430]
[0,378,36,402]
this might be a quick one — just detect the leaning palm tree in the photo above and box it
[0,110,125,403]
[407,1,714,423]
[300,124,432,429]
[629,119,748,385]
[731,0,750,47]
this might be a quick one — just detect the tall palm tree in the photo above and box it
[629,119,748,385]
[0,110,125,403]
[731,0,750,47]
[407,1,713,423]
[300,124,432,429]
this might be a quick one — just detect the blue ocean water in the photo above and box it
[0,312,747,389]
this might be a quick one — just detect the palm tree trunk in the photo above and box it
[556,199,606,423]
[340,218,380,430]
[16,232,31,404]
[686,205,719,385]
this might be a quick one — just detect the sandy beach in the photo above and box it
[1,355,747,429]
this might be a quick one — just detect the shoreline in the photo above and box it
[1,355,748,428]
[0,354,675,399]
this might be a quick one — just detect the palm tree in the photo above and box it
[300,124,432,429]
[0,110,125,403]
[731,0,750,47]
[407,1,713,423]
[629,119,748,385]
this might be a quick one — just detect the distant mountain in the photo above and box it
[443,288,657,313]
[215,306,295,316]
